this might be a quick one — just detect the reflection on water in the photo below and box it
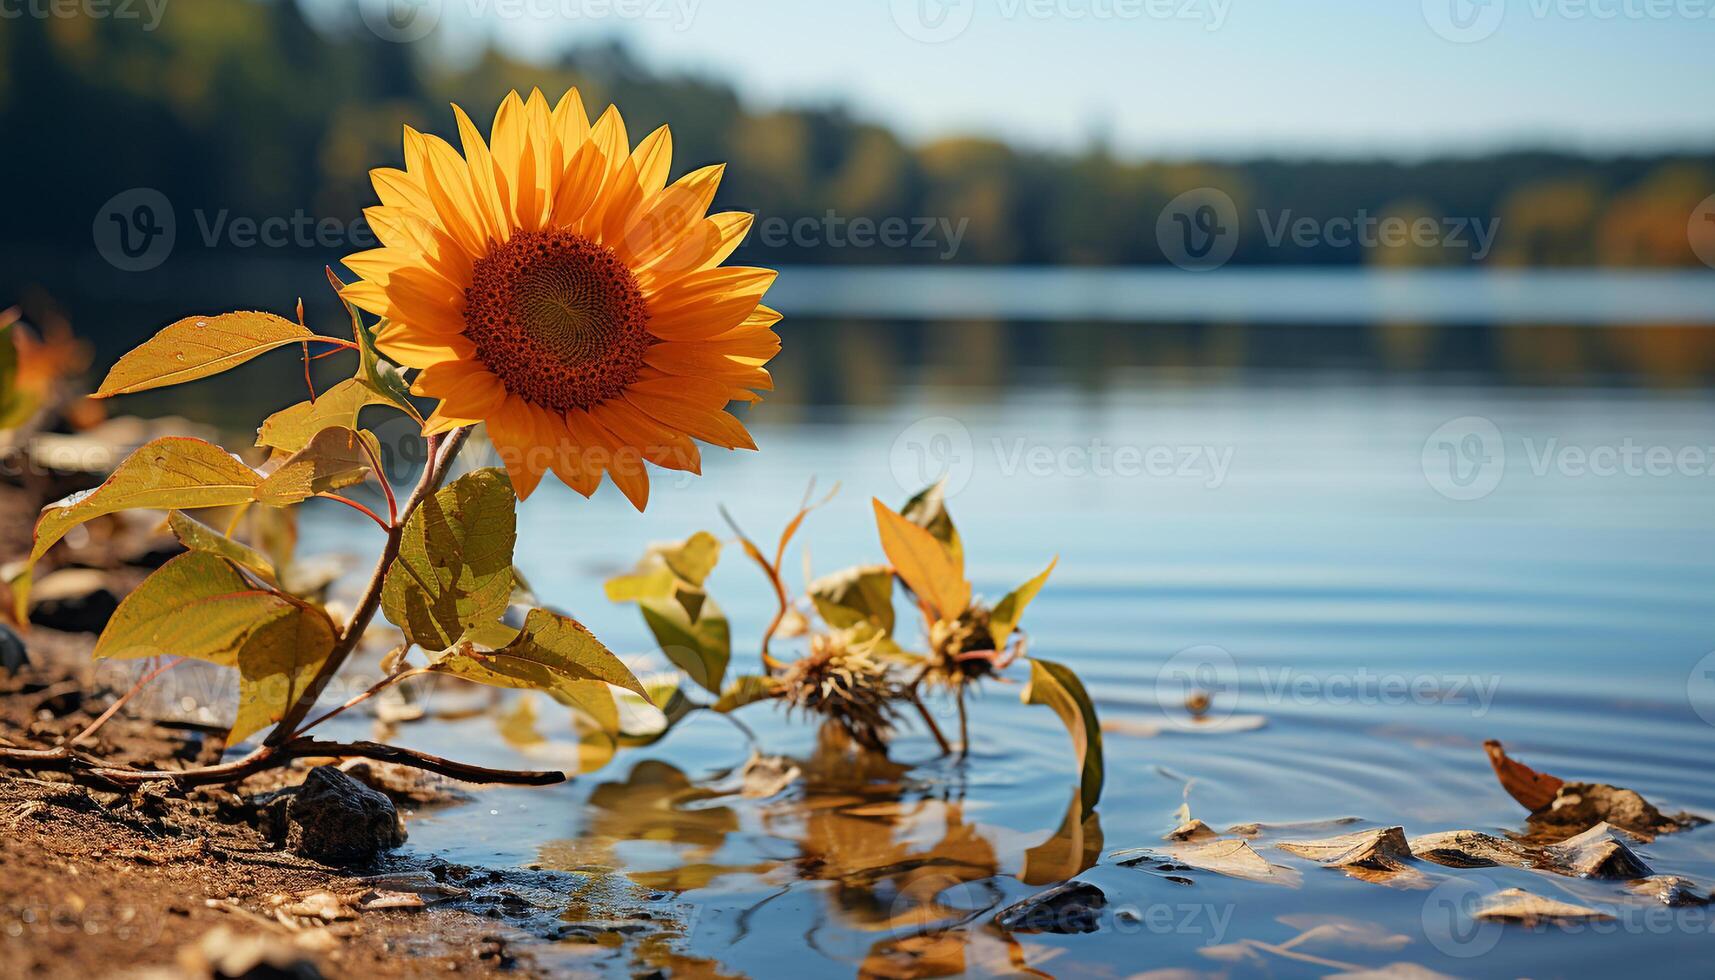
[153,305,1715,978]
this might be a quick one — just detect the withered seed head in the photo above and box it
[780,632,904,752]
[925,603,999,688]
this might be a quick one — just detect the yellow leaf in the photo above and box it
[254,426,380,505]
[431,607,647,703]
[1022,657,1104,818]
[256,378,392,454]
[228,598,338,744]
[167,511,277,586]
[95,311,314,397]
[381,468,516,652]
[872,498,970,622]
[989,558,1057,650]
[31,437,261,564]
[94,551,289,665]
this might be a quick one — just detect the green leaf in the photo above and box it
[1022,657,1104,818]
[603,564,677,604]
[989,558,1057,650]
[381,467,516,651]
[95,311,314,397]
[255,378,392,454]
[31,437,261,564]
[168,511,277,586]
[604,530,721,601]
[327,268,422,424]
[901,480,963,567]
[809,564,896,634]
[712,674,782,713]
[431,607,647,705]
[94,551,289,665]
[639,594,730,694]
[254,426,379,505]
[659,531,720,587]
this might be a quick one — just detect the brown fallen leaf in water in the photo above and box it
[1475,887,1613,924]
[1628,875,1712,907]
[1406,830,1535,870]
[1227,817,1362,839]
[1274,827,1426,887]
[1120,838,1302,887]
[1483,739,1563,811]
[1542,822,1653,880]
[1484,739,1705,839]
[1164,818,1218,842]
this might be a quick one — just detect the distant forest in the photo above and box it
[2,0,1712,279]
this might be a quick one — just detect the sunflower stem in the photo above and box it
[265,426,472,747]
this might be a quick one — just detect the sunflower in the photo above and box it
[341,88,780,508]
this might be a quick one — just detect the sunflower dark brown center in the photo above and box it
[463,229,651,413]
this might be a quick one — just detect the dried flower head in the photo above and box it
[780,631,905,751]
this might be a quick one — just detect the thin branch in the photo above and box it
[293,667,429,738]
[0,736,563,788]
[320,493,390,531]
[65,657,185,747]
[908,692,952,755]
[955,684,971,759]
[265,426,472,747]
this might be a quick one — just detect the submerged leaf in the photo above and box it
[1021,657,1104,816]
[873,498,970,622]
[95,311,314,397]
[381,467,516,651]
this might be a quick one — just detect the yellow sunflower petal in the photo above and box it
[646,267,777,341]
[487,396,549,500]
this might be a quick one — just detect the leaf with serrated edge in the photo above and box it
[168,511,277,586]
[381,468,516,651]
[1022,657,1104,817]
[432,608,646,709]
[989,558,1057,650]
[640,594,730,694]
[872,498,970,623]
[94,551,292,665]
[228,599,338,743]
[95,311,314,397]
[810,563,896,634]
[256,378,392,454]
[713,675,782,713]
[32,437,261,563]
[254,426,380,505]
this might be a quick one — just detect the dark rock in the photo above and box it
[258,766,406,866]
[993,880,1107,934]
[27,568,119,633]
[0,622,27,674]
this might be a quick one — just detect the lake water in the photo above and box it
[139,268,1715,977]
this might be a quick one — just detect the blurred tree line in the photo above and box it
[2,0,1712,282]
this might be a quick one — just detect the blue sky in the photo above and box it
[341,0,1715,158]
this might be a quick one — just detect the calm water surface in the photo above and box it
[233,307,1715,977]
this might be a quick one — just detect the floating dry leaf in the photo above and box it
[1627,875,1711,907]
[1164,819,1218,842]
[1407,830,1534,870]
[1475,887,1613,924]
[1275,827,1425,886]
[1120,838,1302,887]
[1542,822,1653,880]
